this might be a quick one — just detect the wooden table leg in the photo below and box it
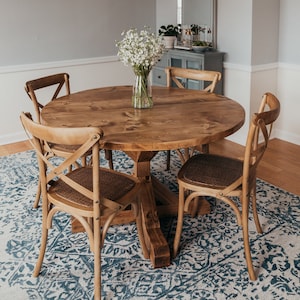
[126,151,170,268]
[139,179,170,267]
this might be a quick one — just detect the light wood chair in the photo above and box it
[165,66,221,92]
[25,73,71,124]
[20,112,147,300]
[25,73,114,207]
[173,92,280,281]
[165,67,222,170]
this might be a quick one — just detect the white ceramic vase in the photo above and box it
[163,36,176,49]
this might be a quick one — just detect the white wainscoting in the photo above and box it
[223,62,300,146]
[276,63,300,145]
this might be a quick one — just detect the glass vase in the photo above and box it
[132,73,153,109]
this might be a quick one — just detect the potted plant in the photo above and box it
[158,24,180,49]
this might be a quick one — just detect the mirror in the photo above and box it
[177,0,217,48]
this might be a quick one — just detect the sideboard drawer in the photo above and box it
[155,55,169,67]
[152,68,167,86]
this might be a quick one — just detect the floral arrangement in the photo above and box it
[116,27,165,108]
[116,27,165,76]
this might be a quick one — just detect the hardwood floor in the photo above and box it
[0,138,299,196]
[0,140,33,156]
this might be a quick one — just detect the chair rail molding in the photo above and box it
[223,62,279,73]
[0,56,120,75]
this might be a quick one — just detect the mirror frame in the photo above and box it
[212,0,217,49]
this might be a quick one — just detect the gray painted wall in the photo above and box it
[251,0,280,65]
[217,0,253,65]
[217,0,300,66]
[279,0,300,64]
[1,0,300,67]
[0,0,156,66]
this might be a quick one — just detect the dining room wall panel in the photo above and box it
[278,0,300,65]
[251,0,280,65]
[0,0,155,66]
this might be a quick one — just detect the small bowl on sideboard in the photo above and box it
[192,45,208,53]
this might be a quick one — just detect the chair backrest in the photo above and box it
[25,73,70,123]
[243,92,280,186]
[165,67,221,92]
[20,112,102,205]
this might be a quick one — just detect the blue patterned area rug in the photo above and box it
[0,150,299,300]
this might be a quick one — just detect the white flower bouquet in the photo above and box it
[116,27,165,76]
[116,28,165,108]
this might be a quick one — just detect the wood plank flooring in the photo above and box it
[0,138,299,196]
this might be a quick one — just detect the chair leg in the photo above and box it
[251,186,263,234]
[33,220,48,277]
[105,150,114,170]
[242,196,257,281]
[166,150,171,170]
[173,185,185,258]
[201,143,209,154]
[81,155,87,167]
[242,223,257,280]
[93,219,101,300]
[33,179,41,208]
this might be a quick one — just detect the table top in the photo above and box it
[41,86,245,151]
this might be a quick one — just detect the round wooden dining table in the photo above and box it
[41,85,245,268]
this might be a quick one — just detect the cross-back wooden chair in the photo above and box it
[20,112,147,300]
[165,66,221,92]
[173,92,280,281]
[165,67,222,170]
[25,73,71,123]
[25,73,114,207]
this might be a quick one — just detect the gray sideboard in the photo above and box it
[152,49,225,95]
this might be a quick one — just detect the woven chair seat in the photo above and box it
[50,167,136,210]
[178,154,243,189]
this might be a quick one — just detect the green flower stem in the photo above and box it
[132,67,153,109]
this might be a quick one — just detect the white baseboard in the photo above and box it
[274,128,300,146]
